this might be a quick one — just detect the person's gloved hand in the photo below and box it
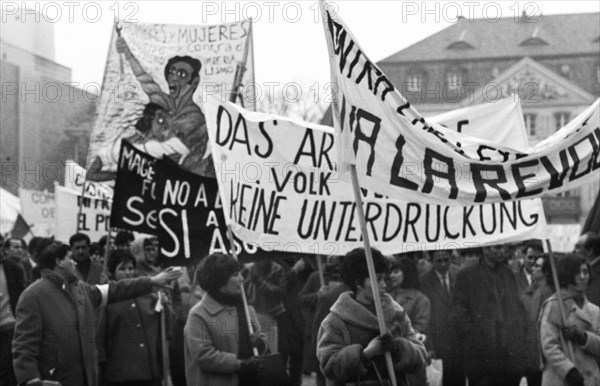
[379,332,398,355]
[562,326,587,346]
[565,367,584,386]
[239,356,264,378]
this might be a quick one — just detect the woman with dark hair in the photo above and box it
[90,243,104,265]
[101,250,163,386]
[184,253,268,386]
[527,253,553,322]
[388,257,431,334]
[539,254,600,386]
[317,248,427,385]
[388,257,430,386]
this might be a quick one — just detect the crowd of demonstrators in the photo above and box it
[11,240,181,386]
[3,229,600,386]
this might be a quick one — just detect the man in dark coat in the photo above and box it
[11,241,181,386]
[69,233,104,285]
[0,244,27,386]
[420,249,465,386]
[452,244,537,386]
[575,231,600,306]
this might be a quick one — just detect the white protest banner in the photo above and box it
[206,100,547,255]
[86,20,255,180]
[19,188,56,237]
[54,184,112,243]
[429,98,531,152]
[320,3,600,205]
[64,160,114,200]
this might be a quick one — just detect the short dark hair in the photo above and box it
[90,242,103,256]
[38,242,70,270]
[581,232,600,255]
[340,248,389,292]
[390,257,420,290]
[69,233,90,247]
[3,237,26,250]
[114,231,134,246]
[196,253,241,293]
[555,253,588,289]
[143,237,158,248]
[108,249,137,275]
[526,242,544,254]
[164,56,202,81]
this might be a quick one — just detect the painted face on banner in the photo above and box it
[167,61,195,99]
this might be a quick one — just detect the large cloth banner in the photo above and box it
[86,19,255,180]
[64,160,114,199]
[111,141,261,265]
[54,184,111,243]
[111,141,161,235]
[205,100,547,255]
[19,188,55,237]
[320,3,600,205]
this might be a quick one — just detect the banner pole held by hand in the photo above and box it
[350,165,397,386]
[227,225,259,357]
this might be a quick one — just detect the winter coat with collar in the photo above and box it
[316,291,427,386]
[452,261,538,377]
[419,268,455,357]
[102,293,161,383]
[184,293,267,386]
[12,270,154,386]
[539,290,600,386]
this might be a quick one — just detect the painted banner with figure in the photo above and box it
[64,160,114,199]
[54,184,112,243]
[86,19,255,181]
[19,188,56,237]
[320,3,600,205]
[205,100,547,255]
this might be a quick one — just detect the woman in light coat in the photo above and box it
[184,253,268,386]
[539,254,600,386]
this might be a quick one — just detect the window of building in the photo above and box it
[446,71,462,89]
[554,112,571,131]
[524,113,537,136]
[406,74,422,92]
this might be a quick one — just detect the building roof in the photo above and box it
[380,13,600,63]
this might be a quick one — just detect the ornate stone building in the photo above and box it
[375,12,600,225]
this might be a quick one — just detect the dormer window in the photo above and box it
[446,30,475,50]
[520,27,549,46]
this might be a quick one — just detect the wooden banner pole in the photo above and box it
[545,239,576,361]
[350,165,397,386]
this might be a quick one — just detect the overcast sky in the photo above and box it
[16,1,600,93]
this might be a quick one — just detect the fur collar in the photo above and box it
[329,291,406,332]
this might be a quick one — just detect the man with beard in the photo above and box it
[116,36,213,176]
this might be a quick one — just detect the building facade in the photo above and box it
[377,12,600,225]
[1,9,97,195]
